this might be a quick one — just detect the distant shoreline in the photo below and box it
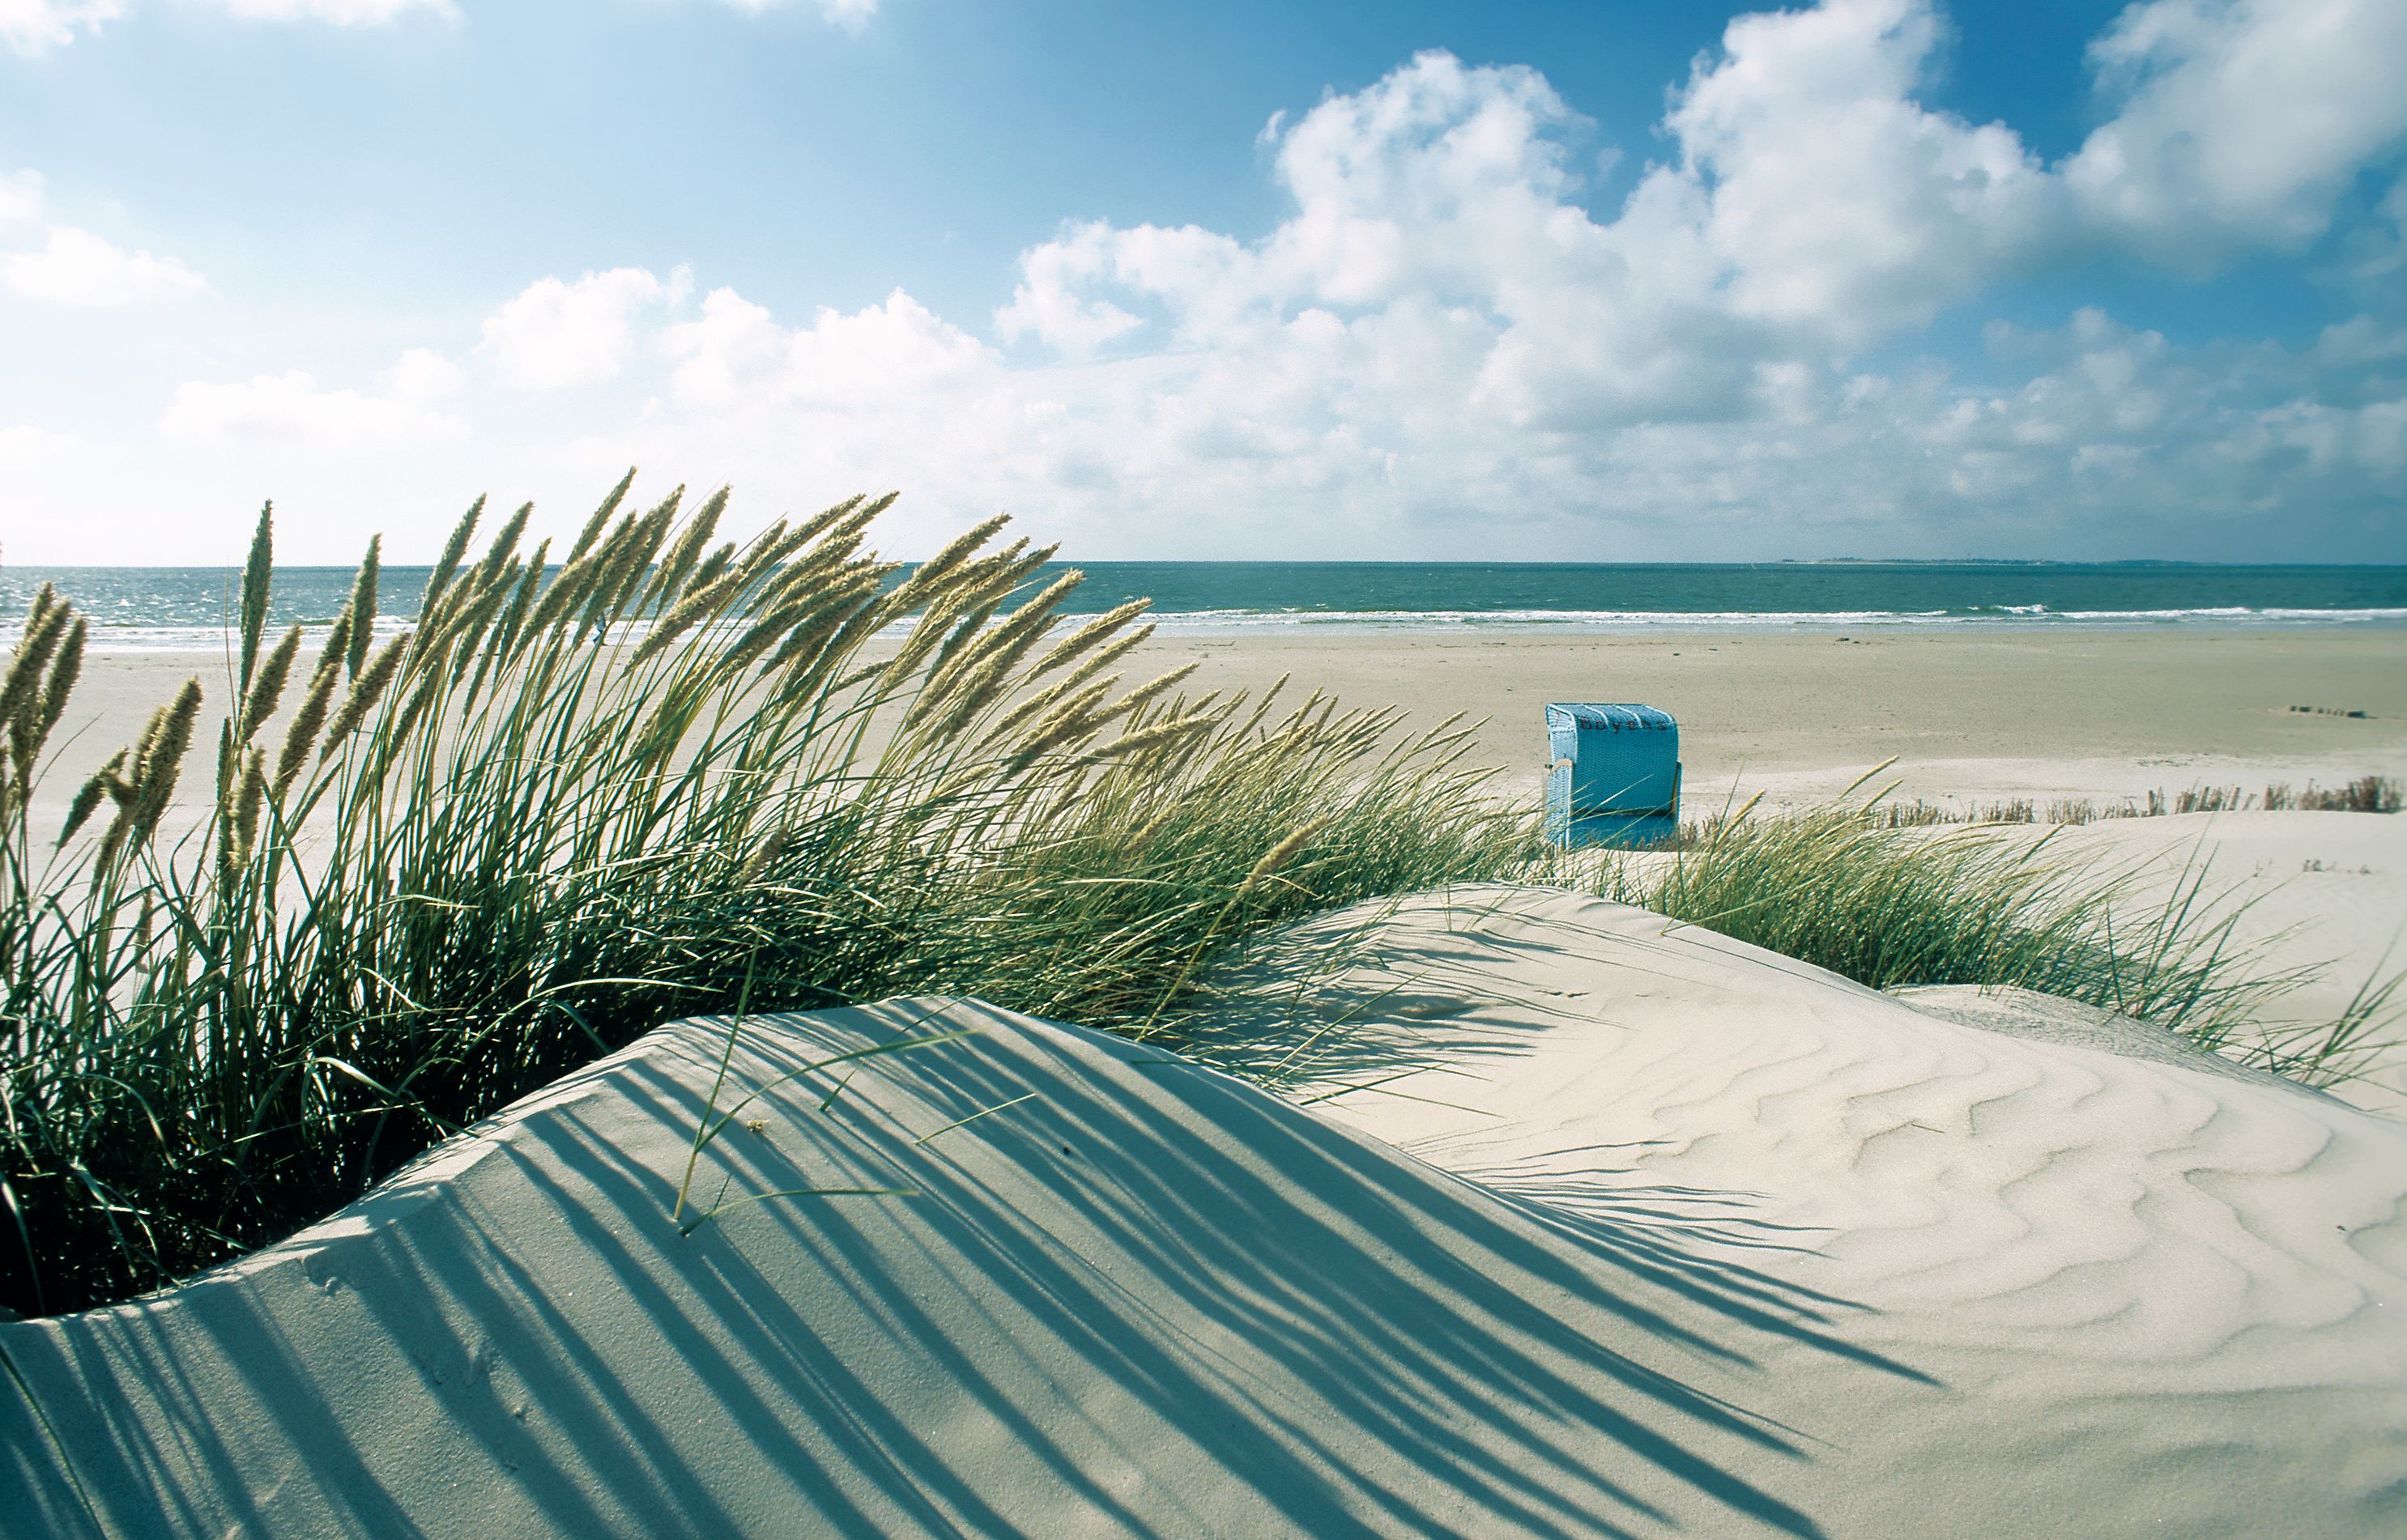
[28,610,2407,653]
[11,555,2407,651]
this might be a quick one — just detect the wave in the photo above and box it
[21,604,2407,651]
[1135,604,2407,633]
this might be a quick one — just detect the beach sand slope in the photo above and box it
[2,897,2403,1537]
[1952,810,2407,1114]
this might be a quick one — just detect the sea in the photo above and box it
[5,561,2405,650]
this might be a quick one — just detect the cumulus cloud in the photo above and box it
[162,348,466,449]
[2066,0,2407,262]
[1000,0,2407,373]
[479,267,685,390]
[1,164,209,305]
[0,0,122,57]
[652,3,2407,555]
[1931,309,2407,518]
[664,286,996,409]
[1,224,208,304]
[1662,0,2066,338]
[88,0,2407,559]
[996,223,1145,355]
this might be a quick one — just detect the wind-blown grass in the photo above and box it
[1583,786,2394,1085]
[0,479,1530,1317]
[3,481,2393,1321]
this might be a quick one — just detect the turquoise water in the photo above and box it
[6,561,2405,649]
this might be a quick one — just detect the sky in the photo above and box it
[2,0,2404,566]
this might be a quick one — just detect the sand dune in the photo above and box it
[1957,810,2407,1114]
[6,886,2403,1538]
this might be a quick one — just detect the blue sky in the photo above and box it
[2,0,2403,564]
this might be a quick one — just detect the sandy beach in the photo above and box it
[14,619,2406,1537]
[1132,627,2407,807]
[19,1,2407,1528]
[51,627,2407,815]
[11,921,2404,1536]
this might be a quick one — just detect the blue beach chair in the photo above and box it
[1545,703,1681,850]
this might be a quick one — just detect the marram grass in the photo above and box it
[1578,788,2398,1087]
[1,481,2395,1320]
[0,480,1532,1317]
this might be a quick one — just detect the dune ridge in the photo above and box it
[3,887,2403,1537]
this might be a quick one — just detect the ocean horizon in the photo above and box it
[7,559,2406,649]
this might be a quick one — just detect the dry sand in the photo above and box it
[1134,626,2407,808]
[48,627,2407,815]
[40,627,2405,1102]
[6,902,2403,1537]
[15,624,2407,1532]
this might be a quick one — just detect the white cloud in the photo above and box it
[996,223,1144,355]
[6,0,451,52]
[0,423,78,474]
[479,267,681,390]
[0,0,122,57]
[0,164,209,307]
[636,10,2407,558]
[161,349,466,449]
[0,169,43,228]
[704,0,877,31]
[189,0,455,23]
[987,1,2407,423]
[383,345,465,401]
[1662,0,2067,339]
[2067,0,2407,262]
[1,224,208,305]
[664,285,995,410]
[33,1,2407,561]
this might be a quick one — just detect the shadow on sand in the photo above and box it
[1,993,1936,1538]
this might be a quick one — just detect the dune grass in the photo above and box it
[3,480,2394,1320]
[1584,785,2394,1085]
[1872,775,2403,827]
[0,480,1531,1317]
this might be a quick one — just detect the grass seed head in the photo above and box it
[490,539,551,666]
[645,487,727,608]
[791,493,868,549]
[58,747,126,844]
[322,632,411,752]
[473,501,534,593]
[893,513,1010,608]
[689,542,738,591]
[1,587,70,737]
[1032,598,1148,681]
[238,504,275,691]
[241,626,304,741]
[225,747,267,870]
[1240,817,1332,895]
[630,569,746,667]
[735,825,792,886]
[277,656,341,795]
[346,537,381,679]
[420,496,486,622]
[565,469,635,564]
[1078,713,1210,768]
[129,679,204,840]
[33,615,85,748]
